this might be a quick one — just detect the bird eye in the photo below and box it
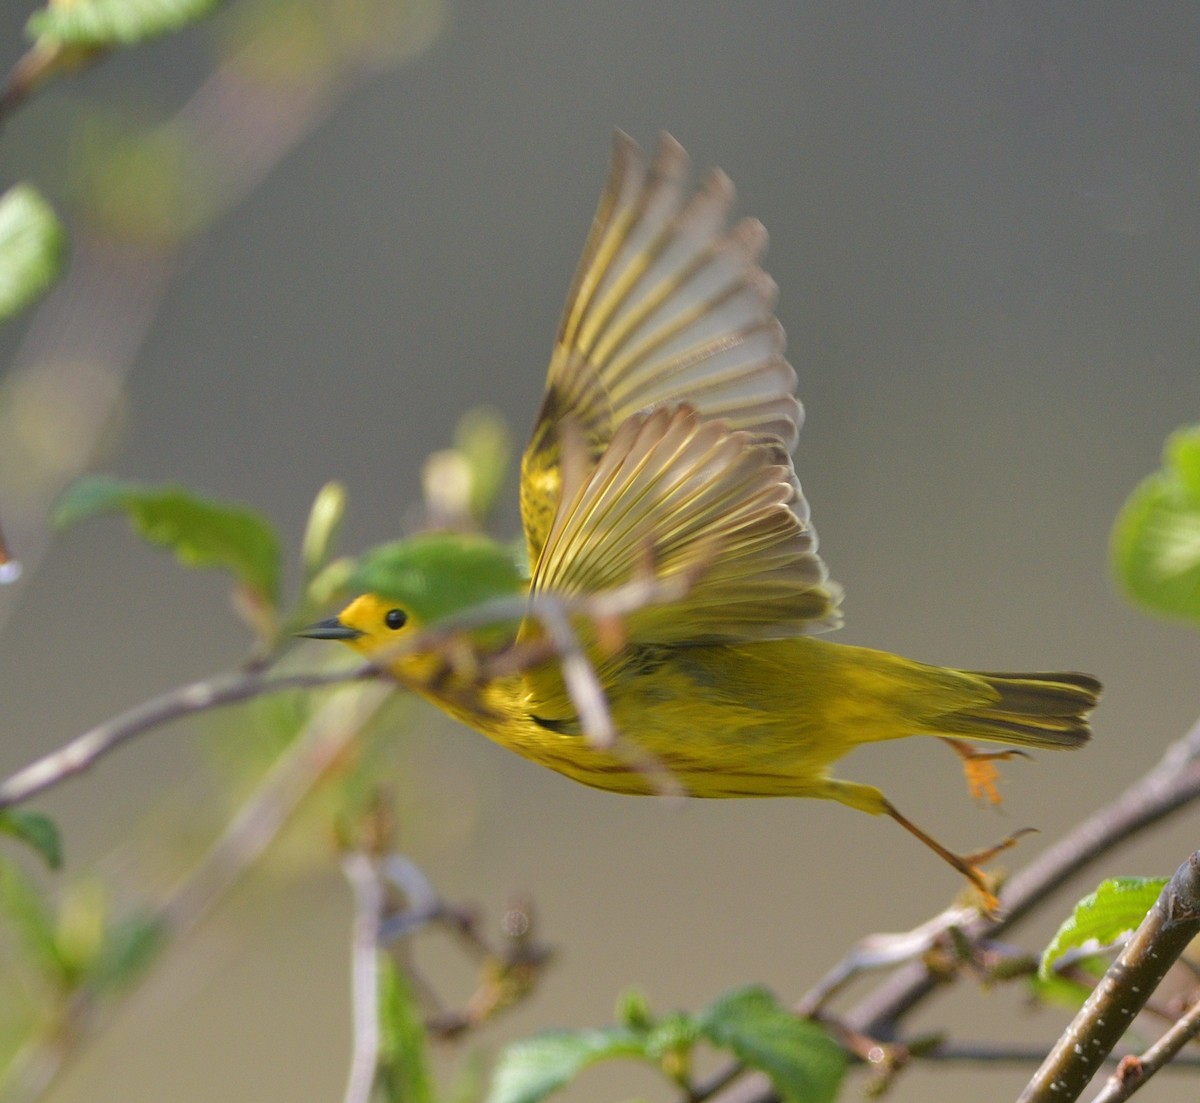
[384,608,407,631]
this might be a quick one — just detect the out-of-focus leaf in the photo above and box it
[347,533,525,626]
[378,957,435,1103]
[27,0,223,47]
[54,475,281,607]
[0,185,66,320]
[1040,877,1167,981]
[72,115,210,245]
[1029,954,1107,1009]
[486,1027,644,1103]
[0,809,62,869]
[1112,425,1200,625]
[697,987,845,1103]
[301,481,346,583]
[0,858,63,980]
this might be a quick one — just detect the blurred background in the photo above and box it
[0,3,1198,1100]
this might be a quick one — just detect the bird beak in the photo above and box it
[297,616,364,641]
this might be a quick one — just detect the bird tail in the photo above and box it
[943,670,1101,749]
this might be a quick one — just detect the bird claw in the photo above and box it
[940,738,1032,806]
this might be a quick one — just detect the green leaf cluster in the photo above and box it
[1039,876,1167,982]
[487,986,844,1103]
[0,862,165,1001]
[54,475,282,607]
[0,185,66,321]
[1112,424,1200,625]
[27,0,223,48]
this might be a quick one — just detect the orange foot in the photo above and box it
[940,737,1031,806]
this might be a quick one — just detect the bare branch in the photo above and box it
[1091,996,1200,1102]
[0,664,377,808]
[845,716,1200,1041]
[1018,850,1200,1103]
[341,852,386,1103]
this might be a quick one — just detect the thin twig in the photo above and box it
[157,681,393,938]
[1,677,395,1103]
[0,663,377,808]
[1017,850,1200,1103]
[696,717,1200,1103]
[1091,995,1200,1102]
[341,852,386,1103]
[845,717,1200,1041]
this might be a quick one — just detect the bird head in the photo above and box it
[299,531,527,679]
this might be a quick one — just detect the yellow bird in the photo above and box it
[303,133,1099,907]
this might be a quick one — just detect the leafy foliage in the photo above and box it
[0,810,62,870]
[0,185,66,320]
[487,1027,646,1103]
[27,0,224,48]
[54,475,282,609]
[377,957,436,1103]
[1039,876,1167,981]
[347,532,525,625]
[1112,424,1200,625]
[486,986,844,1103]
[696,987,846,1103]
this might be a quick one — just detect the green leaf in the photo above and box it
[378,958,435,1103]
[0,185,67,320]
[0,858,64,980]
[28,0,224,48]
[486,1027,645,1103]
[1040,877,1168,981]
[1112,425,1200,625]
[0,810,62,869]
[697,987,845,1103]
[347,532,525,626]
[54,475,281,607]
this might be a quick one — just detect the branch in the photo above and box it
[1018,850,1200,1103]
[1,677,395,1103]
[845,716,1200,1039]
[341,852,386,1103]
[1091,996,1200,1101]
[697,716,1200,1103]
[0,663,377,808]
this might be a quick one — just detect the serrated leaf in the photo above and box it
[0,809,62,869]
[1040,877,1168,981]
[486,1027,645,1103]
[697,987,845,1103]
[1112,425,1200,625]
[378,958,435,1103]
[0,858,64,980]
[0,184,66,320]
[54,475,281,607]
[27,0,223,48]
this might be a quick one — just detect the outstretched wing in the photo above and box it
[524,404,840,647]
[520,131,806,569]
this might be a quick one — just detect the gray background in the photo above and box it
[1,3,1198,1101]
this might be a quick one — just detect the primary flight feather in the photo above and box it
[302,132,1099,910]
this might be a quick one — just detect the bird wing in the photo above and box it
[519,131,811,573]
[523,404,840,647]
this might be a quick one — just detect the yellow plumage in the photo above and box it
[305,133,1100,909]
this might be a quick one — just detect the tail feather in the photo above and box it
[944,670,1101,749]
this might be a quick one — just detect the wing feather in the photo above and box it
[526,405,840,645]
[520,132,840,639]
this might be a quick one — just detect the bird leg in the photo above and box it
[882,799,1035,915]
